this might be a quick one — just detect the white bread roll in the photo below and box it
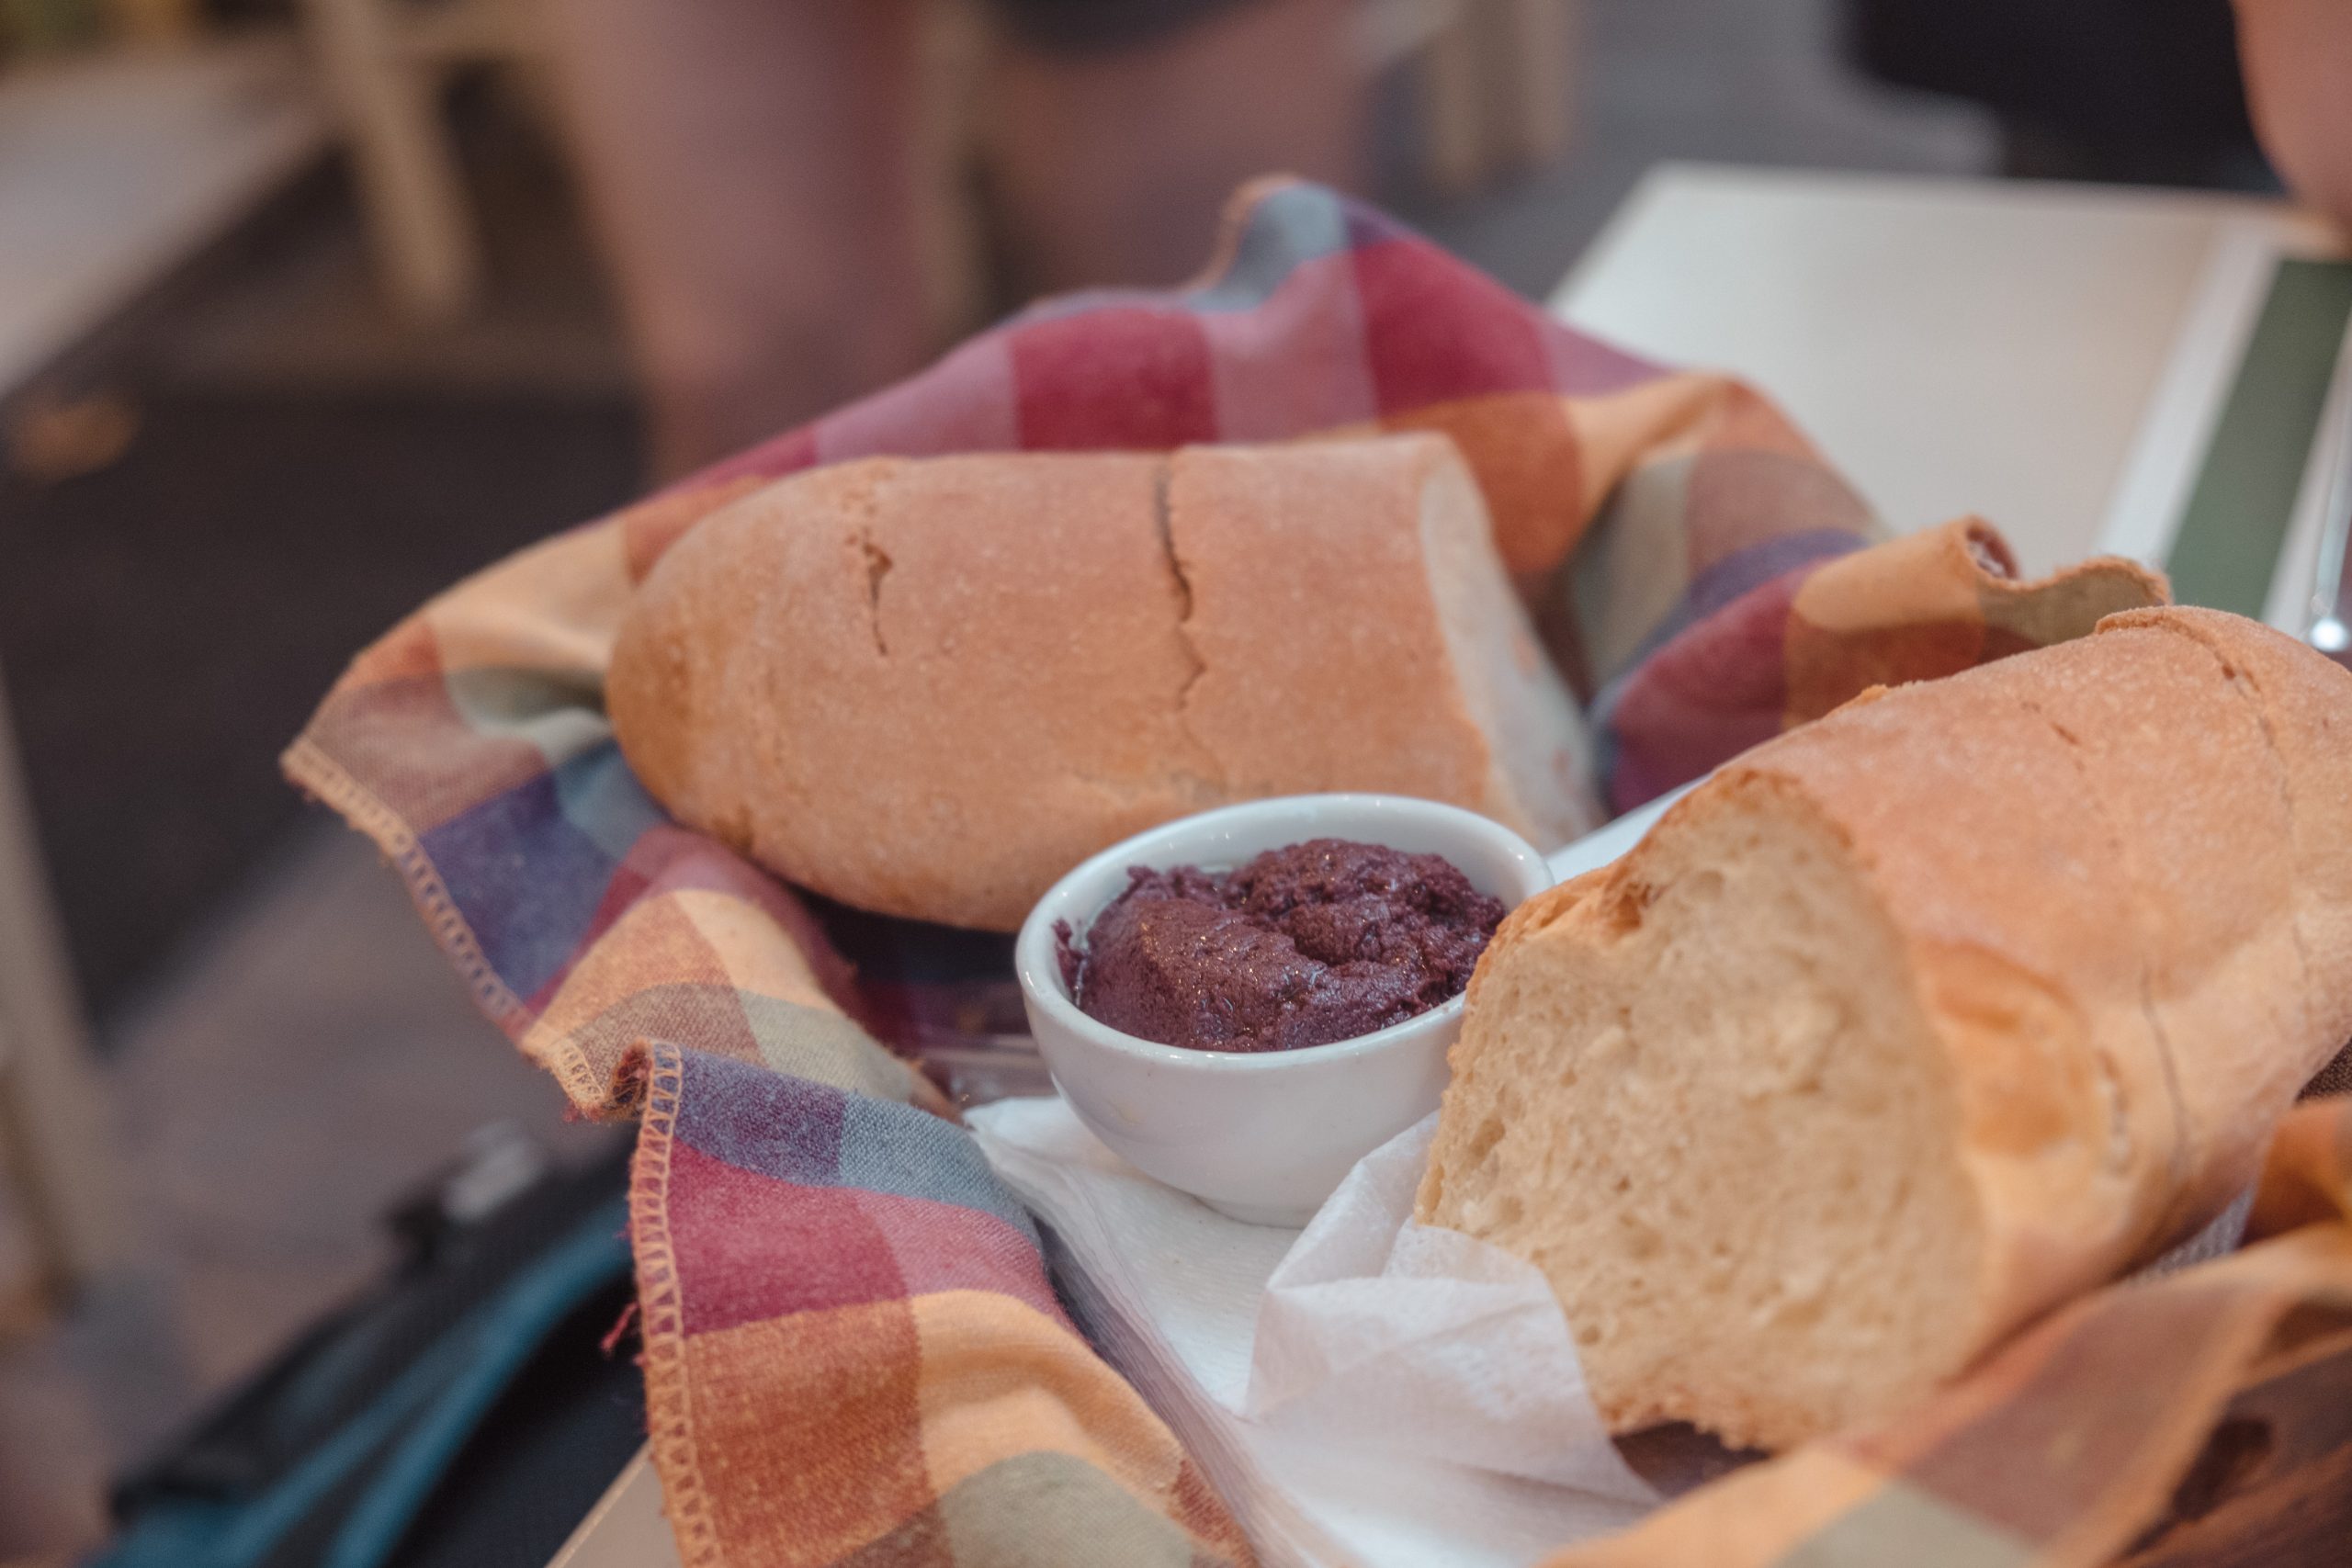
[1415,606,2352,1450]
[607,435,1600,929]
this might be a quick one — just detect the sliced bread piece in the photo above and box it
[1416,607,2352,1450]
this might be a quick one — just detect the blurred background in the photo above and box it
[0,0,2306,1561]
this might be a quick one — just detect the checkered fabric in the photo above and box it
[288,180,2348,1568]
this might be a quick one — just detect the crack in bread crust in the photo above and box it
[1152,457,1227,790]
[857,533,893,658]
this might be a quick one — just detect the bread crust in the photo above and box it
[608,436,1592,928]
[1170,441,1493,811]
[2103,606,2352,1041]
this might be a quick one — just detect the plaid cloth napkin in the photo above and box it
[286,180,2348,1568]
[1540,1094,2352,1568]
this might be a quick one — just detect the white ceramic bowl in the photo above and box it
[1013,794,1555,1225]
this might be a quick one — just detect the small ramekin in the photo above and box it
[1013,794,1555,1225]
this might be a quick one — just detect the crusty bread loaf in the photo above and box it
[607,434,1600,929]
[1415,606,2352,1450]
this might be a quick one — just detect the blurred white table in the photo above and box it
[1553,164,2344,583]
[549,164,2352,1568]
[0,36,325,397]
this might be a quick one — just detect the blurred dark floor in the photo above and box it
[0,2,1996,1559]
[0,389,639,1016]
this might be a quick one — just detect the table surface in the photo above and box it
[1552,164,2321,580]
[548,1450,673,1568]
[0,35,325,399]
[548,164,2335,1568]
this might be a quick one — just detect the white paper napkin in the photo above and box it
[967,1100,1657,1568]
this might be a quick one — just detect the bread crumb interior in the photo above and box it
[1425,794,1984,1449]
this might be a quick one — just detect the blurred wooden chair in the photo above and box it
[296,0,542,322]
[0,662,120,1325]
[917,0,1580,337]
[1368,0,1577,196]
[303,0,1576,332]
